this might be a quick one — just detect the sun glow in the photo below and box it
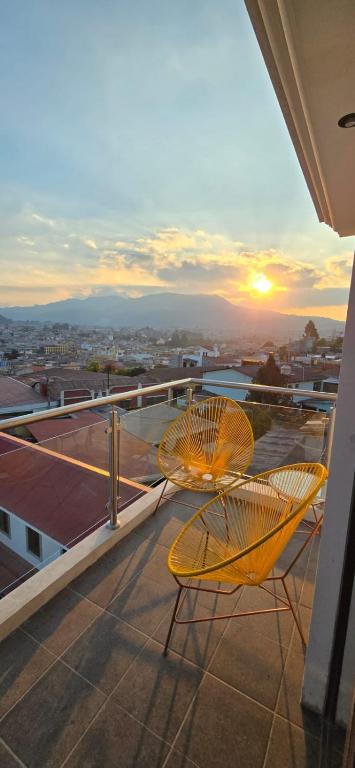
[251,273,273,294]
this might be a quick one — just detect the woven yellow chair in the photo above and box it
[155,396,254,513]
[163,462,327,654]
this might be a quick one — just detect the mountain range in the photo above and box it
[0,293,345,339]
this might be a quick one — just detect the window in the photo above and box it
[323,381,338,394]
[26,527,41,559]
[0,509,10,536]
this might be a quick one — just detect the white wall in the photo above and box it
[303,255,355,726]
[292,381,315,403]
[0,505,62,571]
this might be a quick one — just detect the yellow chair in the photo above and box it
[155,396,254,513]
[163,462,327,654]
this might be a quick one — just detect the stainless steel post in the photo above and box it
[186,385,195,407]
[107,406,120,529]
[326,405,336,469]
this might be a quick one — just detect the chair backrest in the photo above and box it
[157,396,254,489]
[169,462,328,584]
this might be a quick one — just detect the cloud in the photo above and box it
[17,235,35,247]
[82,238,97,250]
[32,212,55,227]
[0,211,352,318]
[316,256,353,289]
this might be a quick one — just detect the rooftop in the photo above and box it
[0,433,148,547]
[0,377,47,408]
[0,492,344,767]
[289,368,340,384]
[25,411,104,442]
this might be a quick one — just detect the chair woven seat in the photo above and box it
[168,463,327,586]
[158,395,254,493]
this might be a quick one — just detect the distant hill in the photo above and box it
[0,313,11,324]
[0,293,344,339]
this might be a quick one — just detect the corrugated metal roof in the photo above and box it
[0,435,148,545]
[0,377,47,407]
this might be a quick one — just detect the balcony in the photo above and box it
[0,494,345,767]
[0,379,346,766]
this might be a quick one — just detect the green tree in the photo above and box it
[330,336,343,353]
[303,320,319,341]
[4,348,19,360]
[246,354,291,405]
[115,366,146,377]
[86,361,100,372]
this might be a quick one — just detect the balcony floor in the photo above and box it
[0,491,346,768]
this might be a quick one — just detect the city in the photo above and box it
[0,1,354,767]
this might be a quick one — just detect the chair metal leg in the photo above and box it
[163,586,183,656]
[281,577,307,646]
[153,478,168,516]
[283,514,323,579]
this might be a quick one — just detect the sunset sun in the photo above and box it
[251,273,273,294]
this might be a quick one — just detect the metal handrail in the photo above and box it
[0,375,336,432]
[191,377,337,402]
[0,377,192,431]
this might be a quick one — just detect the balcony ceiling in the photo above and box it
[245,0,355,236]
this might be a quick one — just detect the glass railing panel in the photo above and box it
[119,397,186,488]
[0,424,111,597]
[239,401,328,475]
[0,388,330,598]
[25,412,110,472]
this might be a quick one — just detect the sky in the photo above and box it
[0,0,354,321]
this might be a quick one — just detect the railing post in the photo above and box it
[167,387,174,405]
[186,384,195,408]
[326,404,336,469]
[107,405,120,529]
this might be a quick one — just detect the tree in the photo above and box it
[303,320,319,341]
[115,366,146,377]
[102,363,117,390]
[86,361,100,372]
[279,345,289,362]
[246,354,291,405]
[4,348,19,360]
[127,366,146,377]
[330,336,343,353]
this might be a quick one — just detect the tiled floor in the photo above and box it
[0,491,346,768]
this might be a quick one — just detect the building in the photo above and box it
[43,343,71,355]
[288,368,340,411]
[182,345,220,368]
[0,426,150,592]
[202,366,256,402]
[0,376,49,418]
